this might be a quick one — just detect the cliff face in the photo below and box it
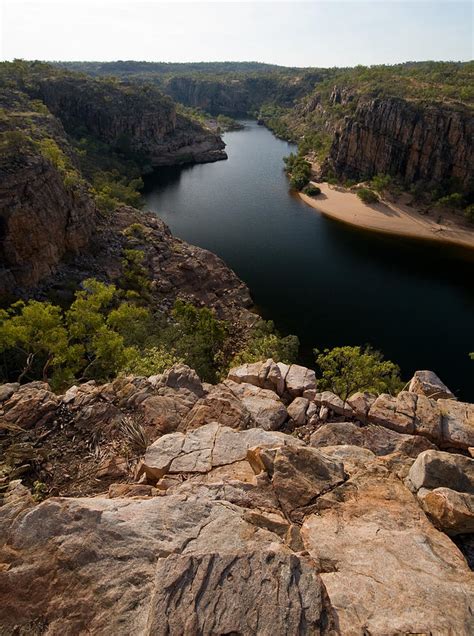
[0,152,97,295]
[327,98,473,188]
[163,75,309,116]
[38,76,226,165]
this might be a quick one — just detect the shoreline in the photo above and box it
[299,183,474,252]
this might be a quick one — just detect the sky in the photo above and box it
[0,0,472,67]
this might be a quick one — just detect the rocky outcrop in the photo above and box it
[327,97,473,190]
[0,153,97,292]
[1,363,474,633]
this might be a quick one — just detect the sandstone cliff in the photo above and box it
[0,362,473,633]
[326,97,473,189]
[38,75,226,165]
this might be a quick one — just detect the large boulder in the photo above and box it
[0,381,59,429]
[227,360,316,399]
[224,380,287,430]
[368,392,474,449]
[368,391,442,441]
[409,370,455,400]
[438,399,474,449]
[183,383,252,431]
[301,467,474,634]
[0,493,335,634]
[142,422,303,482]
[407,449,474,494]
[418,487,474,536]
[310,421,436,457]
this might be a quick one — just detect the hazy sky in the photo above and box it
[1,0,472,67]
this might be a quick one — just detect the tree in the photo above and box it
[0,300,71,382]
[315,345,403,402]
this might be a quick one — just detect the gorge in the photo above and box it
[144,120,474,401]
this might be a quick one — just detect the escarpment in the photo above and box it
[38,76,227,165]
[0,148,97,294]
[1,362,473,634]
[326,97,474,189]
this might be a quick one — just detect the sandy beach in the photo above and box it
[299,183,474,251]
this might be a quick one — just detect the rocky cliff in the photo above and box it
[1,362,473,633]
[38,76,226,165]
[0,152,96,293]
[327,97,474,189]
[0,63,233,297]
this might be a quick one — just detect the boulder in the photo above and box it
[301,467,474,634]
[310,421,436,457]
[439,399,474,449]
[418,487,474,535]
[409,370,455,400]
[407,449,474,494]
[247,444,345,520]
[368,391,442,441]
[347,391,376,421]
[0,382,59,429]
[224,380,287,430]
[155,363,205,398]
[285,364,317,397]
[314,391,354,418]
[142,422,303,482]
[287,397,309,426]
[183,384,252,431]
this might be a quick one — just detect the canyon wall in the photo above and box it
[38,76,226,165]
[327,98,473,189]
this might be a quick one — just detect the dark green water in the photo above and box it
[144,120,474,401]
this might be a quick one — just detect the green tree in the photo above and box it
[0,300,71,382]
[356,188,379,204]
[165,300,227,382]
[315,345,403,402]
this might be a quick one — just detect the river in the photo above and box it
[144,119,474,401]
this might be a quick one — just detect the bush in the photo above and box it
[370,173,392,193]
[315,345,403,403]
[465,204,474,222]
[284,155,312,191]
[231,320,299,367]
[302,184,321,196]
[356,188,379,204]
[436,192,465,209]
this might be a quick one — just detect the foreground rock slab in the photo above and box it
[0,491,338,635]
[301,467,474,635]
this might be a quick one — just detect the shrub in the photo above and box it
[436,192,465,209]
[315,345,403,403]
[370,173,392,193]
[231,320,299,367]
[356,188,379,204]
[302,184,321,196]
[465,204,474,222]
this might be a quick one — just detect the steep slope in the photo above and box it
[0,63,230,296]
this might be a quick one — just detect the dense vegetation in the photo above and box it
[315,345,404,402]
